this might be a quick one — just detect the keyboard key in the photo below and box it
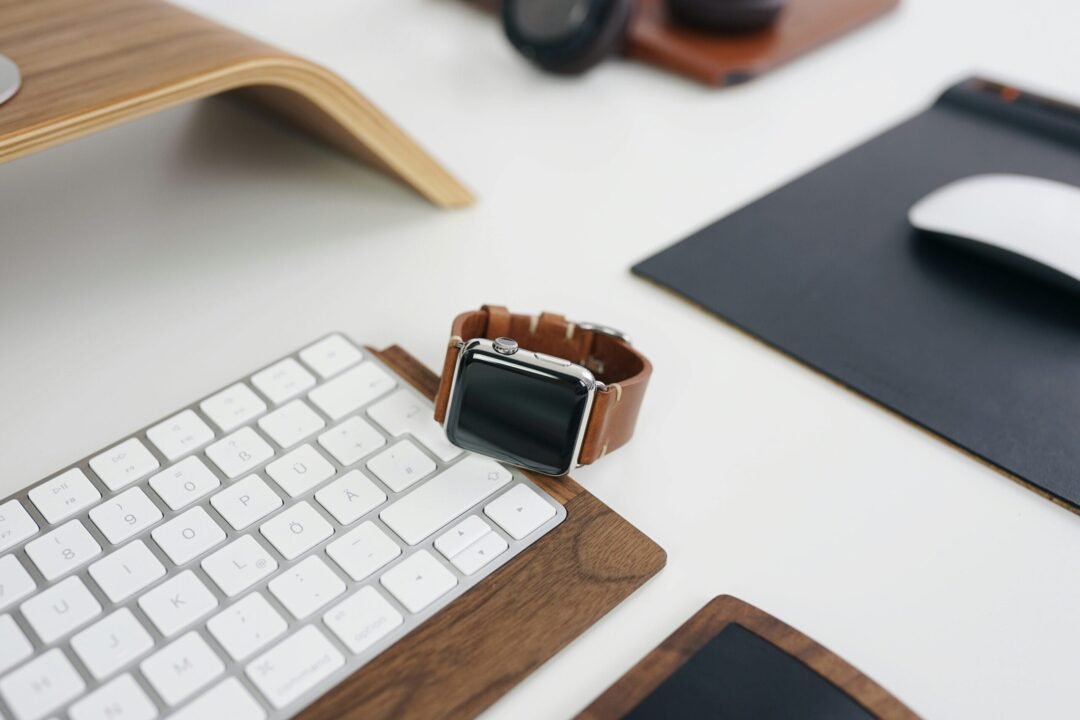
[0,648,86,720]
[138,570,218,637]
[25,519,101,580]
[252,357,316,405]
[325,522,400,581]
[368,389,462,462]
[451,532,508,575]
[379,455,512,545]
[148,456,220,511]
[0,614,33,675]
[200,382,267,433]
[201,535,278,597]
[0,500,38,552]
[246,625,344,709]
[317,417,386,466]
[88,486,163,544]
[366,439,436,493]
[21,575,101,643]
[147,409,215,462]
[485,484,557,540]
[28,468,100,524]
[207,592,287,661]
[315,470,386,525]
[205,427,274,479]
[0,555,36,611]
[68,673,157,720]
[308,362,396,421]
[435,515,493,560]
[265,444,335,497]
[259,502,333,560]
[141,631,224,707]
[88,540,165,602]
[70,608,154,680]
[170,677,266,720]
[324,586,403,654]
[258,400,325,449]
[151,506,226,565]
[210,475,282,530]
[379,550,457,613]
[299,334,363,379]
[268,555,344,619]
[89,438,160,492]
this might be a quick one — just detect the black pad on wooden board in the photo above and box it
[634,78,1080,511]
[626,624,873,719]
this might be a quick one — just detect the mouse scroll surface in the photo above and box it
[909,174,1080,292]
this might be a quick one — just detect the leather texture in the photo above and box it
[434,306,652,467]
[634,78,1080,510]
[626,0,898,86]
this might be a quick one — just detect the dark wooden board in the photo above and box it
[578,595,917,720]
[296,345,667,719]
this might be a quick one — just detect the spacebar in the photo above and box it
[380,455,512,545]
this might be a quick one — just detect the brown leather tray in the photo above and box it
[627,0,899,86]
[579,595,917,719]
[296,346,667,719]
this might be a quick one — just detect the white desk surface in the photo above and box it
[3,0,1079,717]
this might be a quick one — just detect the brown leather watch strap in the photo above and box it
[434,305,652,466]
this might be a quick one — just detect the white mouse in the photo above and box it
[909,173,1080,293]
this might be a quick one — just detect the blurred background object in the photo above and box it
[474,0,896,84]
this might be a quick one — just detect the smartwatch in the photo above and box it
[434,305,652,476]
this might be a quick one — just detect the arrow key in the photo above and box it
[380,550,456,613]
[434,515,491,560]
[450,532,508,576]
[485,484,557,540]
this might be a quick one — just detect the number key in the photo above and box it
[24,519,102,580]
[149,456,220,510]
[88,486,163,544]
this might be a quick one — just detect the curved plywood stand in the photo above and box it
[0,0,473,208]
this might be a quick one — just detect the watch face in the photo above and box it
[445,343,594,476]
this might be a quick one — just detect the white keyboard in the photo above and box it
[0,335,566,720]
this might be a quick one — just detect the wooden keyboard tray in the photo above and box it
[292,345,666,719]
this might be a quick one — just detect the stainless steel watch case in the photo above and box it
[443,337,602,476]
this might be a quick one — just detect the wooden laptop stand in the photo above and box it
[0,0,472,208]
[293,346,666,719]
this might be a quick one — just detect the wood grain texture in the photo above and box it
[0,0,473,207]
[627,0,898,87]
[291,345,666,719]
[578,594,918,720]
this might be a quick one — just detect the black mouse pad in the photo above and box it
[626,624,874,719]
[634,78,1080,510]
